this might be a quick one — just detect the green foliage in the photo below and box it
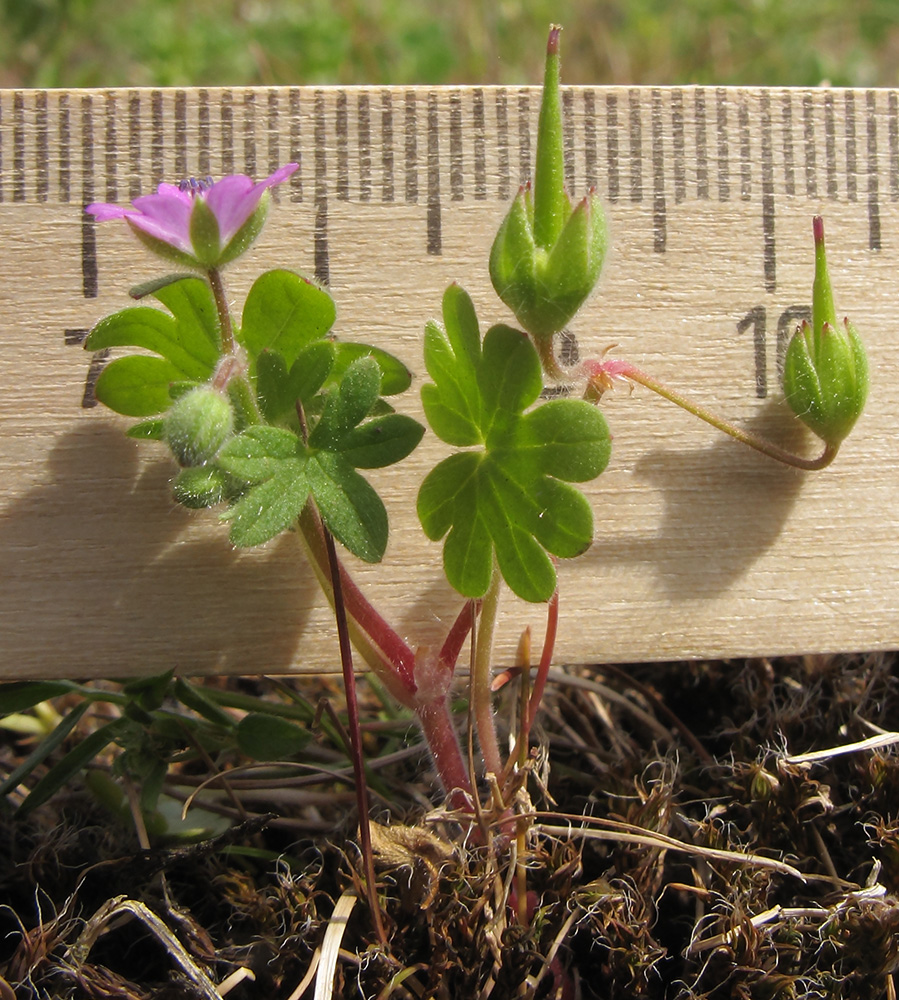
[417,284,611,602]
[240,269,336,367]
[0,675,316,833]
[237,714,310,760]
[2,0,895,89]
[85,276,220,416]
[218,357,423,558]
[85,269,423,562]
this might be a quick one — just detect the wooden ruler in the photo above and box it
[1,84,897,680]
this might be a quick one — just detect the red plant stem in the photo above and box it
[207,267,235,352]
[322,522,387,947]
[416,699,474,811]
[526,589,559,735]
[297,503,417,700]
[586,358,839,471]
[295,503,473,806]
[439,599,478,672]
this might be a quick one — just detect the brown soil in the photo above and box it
[2,652,898,999]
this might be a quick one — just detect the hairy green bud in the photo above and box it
[165,386,234,467]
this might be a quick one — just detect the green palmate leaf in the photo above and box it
[216,357,421,558]
[330,342,413,396]
[255,342,335,423]
[418,284,612,602]
[239,269,336,367]
[223,467,310,546]
[307,450,387,562]
[86,276,220,381]
[309,356,381,449]
[94,355,187,416]
[421,284,483,446]
[337,413,425,468]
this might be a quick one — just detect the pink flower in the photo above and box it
[86,164,299,268]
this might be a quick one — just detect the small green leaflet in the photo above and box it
[85,276,221,416]
[218,357,423,560]
[417,284,611,603]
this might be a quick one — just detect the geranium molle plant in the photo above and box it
[76,29,869,945]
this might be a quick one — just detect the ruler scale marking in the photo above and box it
[651,88,666,252]
[243,89,256,181]
[104,92,117,203]
[802,91,816,198]
[628,88,642,204]
[358,91,372,203]
[845,91,858,203]
[380,89,393,202]
[313,90,329,285]
[671,88,685,204]
[35,91,48,203]
[3,84,899,676]
[583,90,597,190]
[472,88,487,199]
[426,91,441,255]
[716,88,729,201]
[335,90,348,202]
[562,88,575,191]
[824,92,837,198]
[449,90,463,202]
[517,89,530,185]
[267,89,280,191]
[289,88,302,202]
[760,91,776,292]
[781,91,795,199]
[607,92,620,202]
[866,90,881,251]
[694,89,708,200]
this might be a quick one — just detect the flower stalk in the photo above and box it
[584,356,839,470]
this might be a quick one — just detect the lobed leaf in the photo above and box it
[255,342,335,423]
[307,450,388,563]
[418,285,612,602]
[239,269,336,367]
[94,355,188,416]
[86,276,220,379]
[330,342,413,396]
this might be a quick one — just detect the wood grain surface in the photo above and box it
[1,85,896,679]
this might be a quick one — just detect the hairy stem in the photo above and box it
[472,561,504,778]
[587,358,839,470]
[293,503,473,805]
[322,522,387,947]
[416,699,474,811]
[207,267,235,353]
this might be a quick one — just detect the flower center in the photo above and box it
[178,176,215,197]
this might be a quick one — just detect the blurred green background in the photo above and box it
[2,0,898,89]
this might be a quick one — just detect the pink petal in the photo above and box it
[206,164,299,244]
[128,191,194,251]
[204,175,257,245]
[85,202,130,221]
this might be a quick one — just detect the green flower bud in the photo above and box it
[489,26,608,341]
[172,464,230,508]
[165,386,234,467]
[782,217,868,448]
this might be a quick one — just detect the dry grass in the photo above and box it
[2,652,898,998]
